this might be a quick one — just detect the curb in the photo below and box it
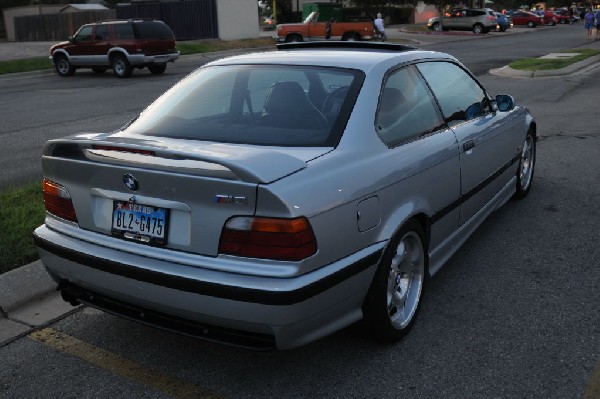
[490,53,600,77]
[0,260,55,314]
[0,260,79,347]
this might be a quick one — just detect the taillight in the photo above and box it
[487,16,495,21]
[42,179,77,222]
[219,217,317,261]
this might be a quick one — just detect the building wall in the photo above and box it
[216,0,259,40]
[3,5,63,41]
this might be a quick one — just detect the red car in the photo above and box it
[49,19,179,78]
[511,11,545,27]
[547,10,572,24]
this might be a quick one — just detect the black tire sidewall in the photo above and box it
[112,56,132,78]
[363,219,427,342]
[514,131,536,199]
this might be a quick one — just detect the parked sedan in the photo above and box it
[511,11,545,27]
[542,11,559,26]
[548,10,572,24]
[34,42,537,350]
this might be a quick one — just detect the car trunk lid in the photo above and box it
[42,133,332,256]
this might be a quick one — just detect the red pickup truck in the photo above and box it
[276,11,373,42]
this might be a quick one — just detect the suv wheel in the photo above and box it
[472,23,484,34]
[527,21,536,28]
[148,64,167,74]
[55,55,75,77]
[111,55,133,78]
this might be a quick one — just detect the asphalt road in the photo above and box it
[1,23,599,398]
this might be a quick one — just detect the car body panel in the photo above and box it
[49,19,179,74]
[511,11,545,27]
[427,8,498,33]
[35,43,536,349]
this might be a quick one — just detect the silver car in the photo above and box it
[428,8,499,34]
[34,42,537,350]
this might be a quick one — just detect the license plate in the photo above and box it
[111,201,169,246]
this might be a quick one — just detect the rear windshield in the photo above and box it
[134,21,175,40]
[124,64,364,147]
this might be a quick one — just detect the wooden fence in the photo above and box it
[116,0,218,40]
[14,11,116,42]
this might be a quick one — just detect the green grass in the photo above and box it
[0,182,45,274]
[0,57,53,75]
[177,37,274,55]
[509,49,600,71]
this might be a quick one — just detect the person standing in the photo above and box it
[595,9,600,40]
[374,13,386,41]
[584,9,594,39]
[325,17,334,40]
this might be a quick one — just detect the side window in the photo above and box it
[94,25,108,41]
[114,23,135,40]
[375,65,444,147]
[75,26,93,42]
[417,61,491,126]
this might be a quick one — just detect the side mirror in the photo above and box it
[68,35,75,43]
[465,102,483,120]
[495,94,515,112]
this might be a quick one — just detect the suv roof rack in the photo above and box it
[96,18,157,23]
[276,41,418,52]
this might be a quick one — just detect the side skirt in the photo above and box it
[428,176,516,276]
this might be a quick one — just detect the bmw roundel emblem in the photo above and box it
[123,173,139,191]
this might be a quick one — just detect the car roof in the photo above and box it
[93,19,163,25]
[206,42,456,72]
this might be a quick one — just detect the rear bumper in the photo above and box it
[34,225,383,350]
[128,51,179,66]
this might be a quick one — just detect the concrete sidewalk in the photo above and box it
[0,260,79,346]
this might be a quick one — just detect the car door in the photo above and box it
[67,25,94,64]
[417,61,522,226]
[375,64,461,248]
[87,24,111,65]
[444,9,464,29]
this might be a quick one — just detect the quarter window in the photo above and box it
[417,61,491,126]
[376,65,444,147]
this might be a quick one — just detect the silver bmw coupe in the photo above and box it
[34,42,536,350]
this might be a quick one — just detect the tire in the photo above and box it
[432,22,442,32]
[285,34,303,43]
[473,23,484,34]
[92,68,107,74]
[514,130,536,199]
[54,55,75,77]
[342,33,360,41]
[527,21,536,28]
[548,21,556,26]
[148,64,167,74]
[111,55,132,78]
[363,219,426,342]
